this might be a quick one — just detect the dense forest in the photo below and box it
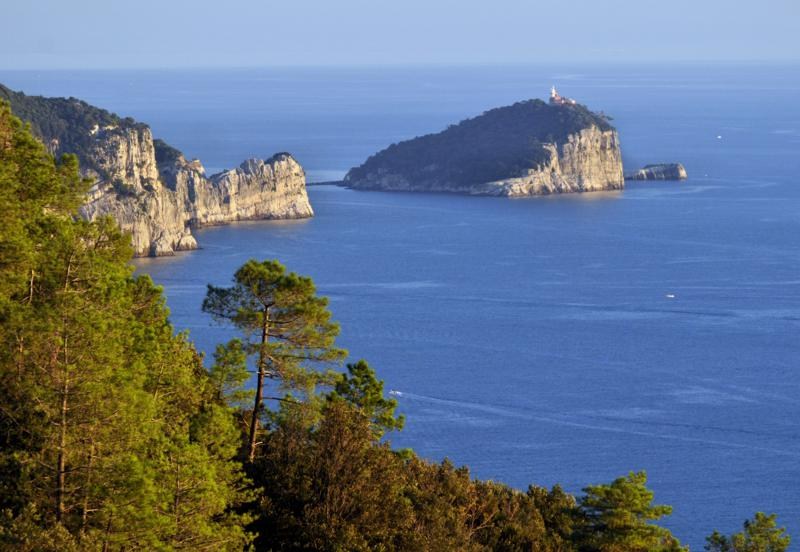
[345,100,612,189]
[0,102,791,551]
[0,84,147,184]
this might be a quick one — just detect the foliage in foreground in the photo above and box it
[0,102,250,550]
[705,512,790,552]
[0,101,791,550]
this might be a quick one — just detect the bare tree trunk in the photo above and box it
[56,254,74,522]
[27,269,35,304]
[247,310,269,462]
[56,336,69,522]
[79,441,95,536]
[101,515,113,552]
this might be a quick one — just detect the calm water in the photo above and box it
[3,65,799,548]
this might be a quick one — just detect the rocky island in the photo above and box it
[344,88,624,196]
[0,84,313,256]
[625,163,688,181]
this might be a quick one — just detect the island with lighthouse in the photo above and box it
[344,88,625,196]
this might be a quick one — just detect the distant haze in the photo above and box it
[2,0,798,69]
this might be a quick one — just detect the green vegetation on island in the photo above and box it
[0,102,791,550]
[0,84,145,181]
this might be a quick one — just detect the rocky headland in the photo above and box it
[1,84,313,256]
[344,98,624,196]
[625,163,688,181]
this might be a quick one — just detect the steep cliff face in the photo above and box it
[1,84,313,256]
[473,127,624,196]
[77,126,197,256]
[186,155,312,225]
[79,141,313,257]
[82,125,161,190]
[344,99,624,197]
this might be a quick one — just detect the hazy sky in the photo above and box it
[2,0,798,69]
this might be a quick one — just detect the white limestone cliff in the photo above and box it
[78,127,312,257]
[474,128,624,196]
[1,84,314,256]
[625,163,688,181]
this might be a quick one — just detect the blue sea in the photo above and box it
[3,64,799,548]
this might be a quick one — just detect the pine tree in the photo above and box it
[706,512,790,552]
[250,399,412,551]
[203,259,345,462]
[0,102,251,550]
[327,359,405,436]
[575,471,685,552]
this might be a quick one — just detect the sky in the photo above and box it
[2,0,798,69]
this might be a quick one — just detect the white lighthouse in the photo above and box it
[549,86,577,106]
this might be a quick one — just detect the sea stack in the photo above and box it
[625,163,688,181]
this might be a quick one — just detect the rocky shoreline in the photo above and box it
[1,84,313,257]
[2,83,690,256]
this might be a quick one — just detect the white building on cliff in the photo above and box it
[549,86,577,106]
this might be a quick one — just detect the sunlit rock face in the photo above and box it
[80,132,312,257]
[1,84,313,257]
[472,127,624,197]
[625,163,688,181]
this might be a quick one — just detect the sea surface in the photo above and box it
[2,64,799,548]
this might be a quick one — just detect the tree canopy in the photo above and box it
[575,471,686,551]
[0,101,251,550]
[706,512,791,552]
[202,258,345,461]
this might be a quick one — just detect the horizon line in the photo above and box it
[1,59,800,72]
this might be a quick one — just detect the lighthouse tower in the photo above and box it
[549,86,576,106]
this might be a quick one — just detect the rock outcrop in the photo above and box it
[76,126,199,257]
[188,156,311,226]
[1,84,313,256]
[471,127,623,196]
[344,99,624,196]
[625,163,688,181]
